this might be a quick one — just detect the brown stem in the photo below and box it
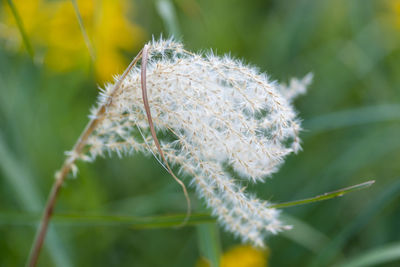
[140,45,191,225]
[26,50,143,267]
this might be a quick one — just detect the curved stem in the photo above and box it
[26,50,143,267]
[140,45,191,225]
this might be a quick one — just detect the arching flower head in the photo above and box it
[82,38,312,247]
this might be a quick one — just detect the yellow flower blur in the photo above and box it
[197,245,269,267]
[393,0,400,27]
[1,0,144,82]
[220,245,268,267]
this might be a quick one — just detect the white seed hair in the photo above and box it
[82,38,311,247]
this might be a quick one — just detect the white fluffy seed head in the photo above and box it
[82,38,311,247]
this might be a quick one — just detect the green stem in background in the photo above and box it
[70,0,96,62]
[0,213,214,228]
[0,179,373,265]
[197,223,221,267]
[0,180,374,229]
[155,0,182,37]
[270,180,375,209]
[6,0,34,58]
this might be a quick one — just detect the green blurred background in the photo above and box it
[1,0,400,266]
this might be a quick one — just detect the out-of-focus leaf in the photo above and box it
[155,0,181,37]
[295,125,400,199]
[196,223,221,267]
[281,214,330,253]
[0,133,71,267]
[310,179,400,266]
[338,243,400,267]
[304,104,400,135]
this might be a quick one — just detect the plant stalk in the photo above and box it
[26,50,143,267]
[6,0,34,58]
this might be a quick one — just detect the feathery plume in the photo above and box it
[78,38,311,247]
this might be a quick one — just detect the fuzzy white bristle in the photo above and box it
[81,38,311,247]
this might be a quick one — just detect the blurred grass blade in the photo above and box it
[196,223,221,267]
[5,0,34,58]
[70,0,96,61]
[0,133,71,267]
[304,104,400,135]
[155,0,181,37]
[281,214,330,253]
[339,243,400,267]
[294,125,400,200]
[0,134,41,208]
[271,180,374,209]
[310,179,400,266]
[0,212,215,228]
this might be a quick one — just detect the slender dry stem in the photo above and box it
[140,45,191,225]
[26,50,143,267]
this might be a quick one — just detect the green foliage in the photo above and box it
[1,0,400,266]
[196,223,221,267]
[339,242,400,267]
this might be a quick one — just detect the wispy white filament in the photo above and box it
[82,38,312,247]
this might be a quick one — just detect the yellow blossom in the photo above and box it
[197,245,269,267]
[392,0,400,27]
[1,0,144,82]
